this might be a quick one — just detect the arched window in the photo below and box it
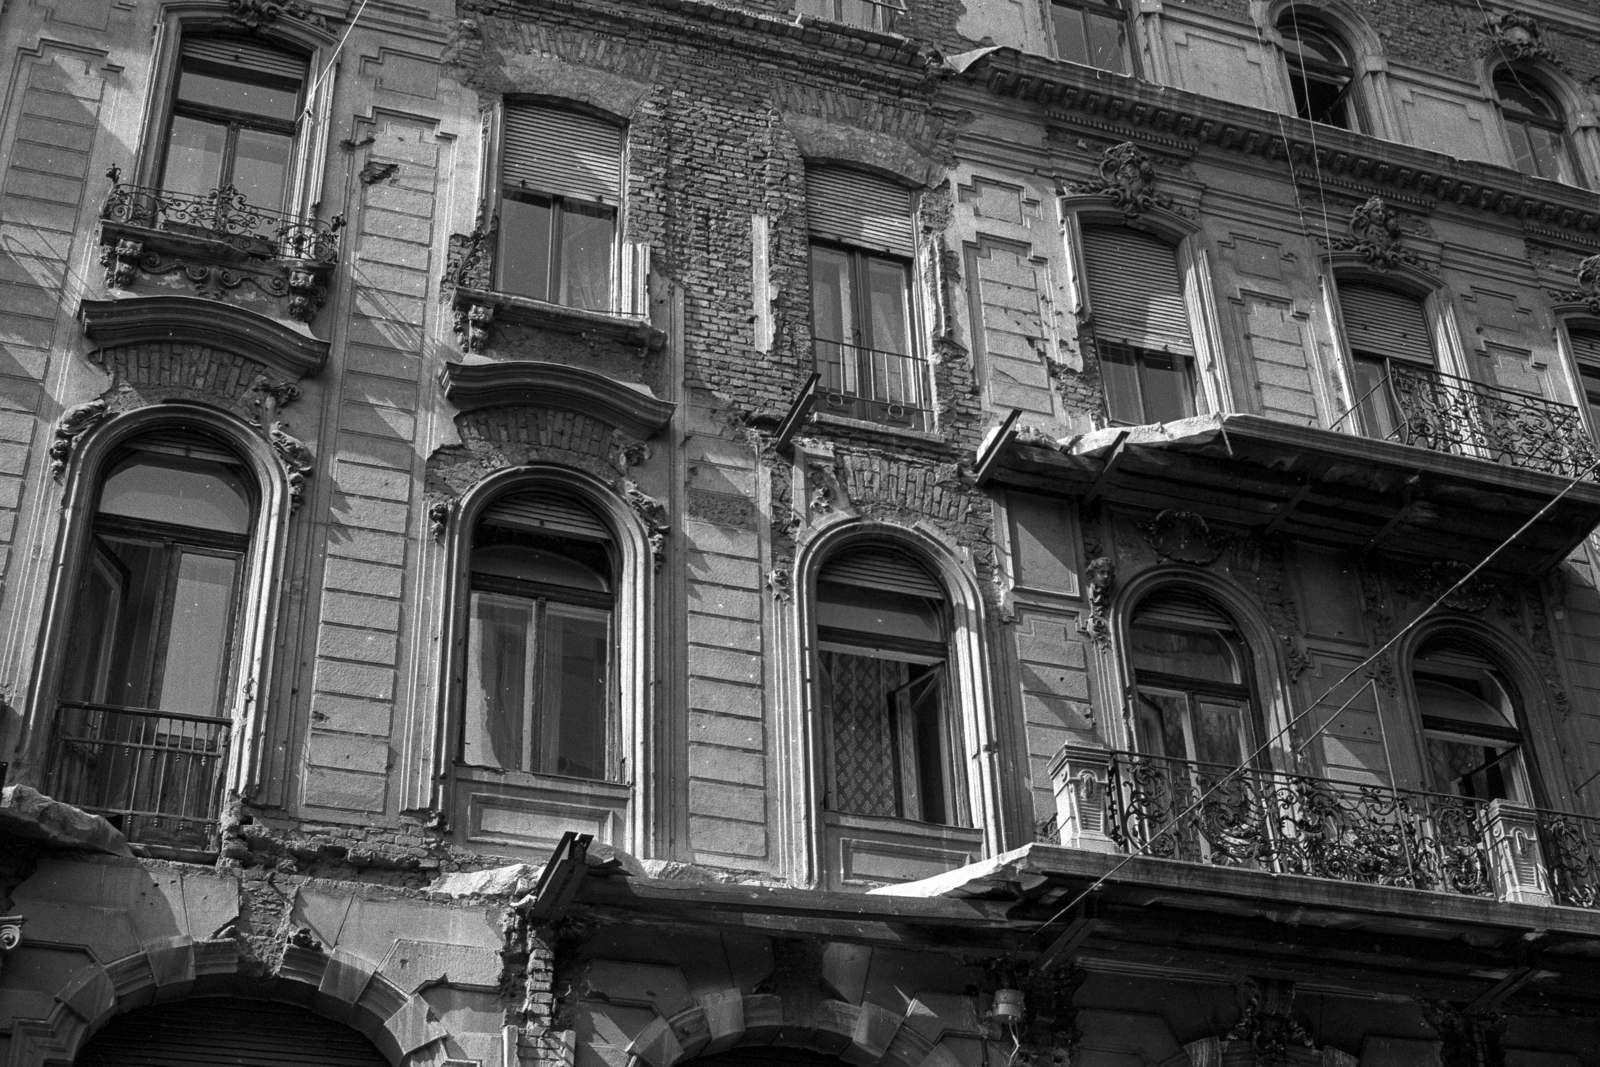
[1336,280,1436,441]
[815,544,963,826]
[1128,590,1257,770]
[462,487,617,781]
[49,429,256,851]
[1278,10,1358,129]
[1413,638,1530,804]
[1494,69,1584,187]
[1569,326,1600,435]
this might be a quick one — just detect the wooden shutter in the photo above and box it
[77,997,388,1067]
[481,490,610,540]
[502,104,623,205]
[1571,329,1600,368]
[819,545,943,599]
[1339,282,1434,364]
[1080,226,1194,354]
[806,168,916,258]
[182,37,306,81]
[1133,589,1235,631]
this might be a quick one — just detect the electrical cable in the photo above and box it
[303,0,374,122]
[1004,453,1600,966]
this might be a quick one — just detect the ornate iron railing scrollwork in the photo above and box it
[1383,364,1599,479]
[1105,751,1497,898]
[100,179,344,264]
[1535,808,1600,908]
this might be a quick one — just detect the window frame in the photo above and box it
[437,467,654,854]
[1492,67,1587,188]
[792,0,907,34]
[1049,0,1136,77]
[480,99,645,317]
[25,406,294,844]
[1405,635,1539,806]
[1275,9,1361,131]
[133,14,338,222]
[1061,206,1231,423]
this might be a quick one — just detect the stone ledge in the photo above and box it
[0,786,131,857]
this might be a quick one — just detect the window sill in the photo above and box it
[811,411,945,443]
[451,285,665,355]
[823,811,984,889]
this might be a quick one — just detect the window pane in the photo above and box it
[1130,623,1242,685]
[816,581,944,645]
[1192,698,1249,768]
[177,68,301,122]
[90,539,167,708]
[811,244,856,394]
[157,552,238,716]
[896,666,948,824]
[865,256,912,356]
[1425,734,1524,803]
[1350,354,1399,440]
[558,202,616,312]
[62,541,128,705]
[541,604,610,779]
[463,592,534,770]
[1527,125,1574,184]
[1134,688,1191,762]
[1085,10,1129,74]
[100,455,251,533]
[1139,350,1196,423]
[1504,119,1541,179]
[1099,341,1143,425]
[1052,5,1090,65]
[499,194,553,300]
[821,650,903,818]
[231,127,292,210]
[162,115,226,198]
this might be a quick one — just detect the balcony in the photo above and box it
[97,174,343,324]
[813,339,932,432]
[1053,748,1600,910]
[1353,363,1598,480]
[45,702,230,856]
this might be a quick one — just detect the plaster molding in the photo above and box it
[440,360,674,441]
[78,296,329,381]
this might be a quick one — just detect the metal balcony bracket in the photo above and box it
[1083,430,1130,504]
[974,408,1022,487]
[775,371,822,456]
[520,830,593,923]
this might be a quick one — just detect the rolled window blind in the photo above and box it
[1570,329,1600,368]
[182,37,306,81]
[1080,226,1194,354]
[1132,588,1236,631]
[502,104,623,205]
[806,168,916,258]
[480,490,610,540]
[1339,282,1434,365]
[819,544,943,599]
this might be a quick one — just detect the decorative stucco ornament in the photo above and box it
[49,399,113,481]
[1477,12,1560,65]
[1069,142,1163,220]
[229,0,327,30]
[1328,196,1428,272]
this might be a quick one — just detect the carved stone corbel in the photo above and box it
[100,238,142,290]
[429,499,453,540]
[1224,979,1318,1067]
[1081,556,1114,646]
[0,915,22,977]
[286,267,328,324]
[453,300,494,354]
[269,423,314,512]
[1327,196,1430,272]
[1067,142,1166,219]
[50,399,113,481]
[623,479,668,571]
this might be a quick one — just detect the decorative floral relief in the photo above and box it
[269,423,314,512]
[454,301,494,354]
[1549,253,1600,314]
[428,499,453,541]
[229,0,326,30]
[623,479,669,571]
[1139,509,1231,565]
[1476,11,1561,66]
[1064,142,1187,220]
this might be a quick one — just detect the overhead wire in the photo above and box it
[1005,452,1600,966]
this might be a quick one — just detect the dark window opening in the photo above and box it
[816,546,961,826]
[1494,70,1583,187]
[1052,0,1132,75]
[1414,640,1530,804]
[462,491,617,781]
[1338,281,1435,441]
[1100,341,1197,426]
[1278,12,1356,129]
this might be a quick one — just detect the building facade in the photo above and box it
[5,0,1600,1065]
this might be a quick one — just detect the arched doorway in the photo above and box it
[76,997,390,1067]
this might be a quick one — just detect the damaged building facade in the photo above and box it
[7,0,1600,1064]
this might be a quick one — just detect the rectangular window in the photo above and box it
[160,37,306,214]
[497,103,623,312]
[1052,0,1132,74]
[1079,225,1197,425]
[807,168,929,430]
[1337,282,1435,441]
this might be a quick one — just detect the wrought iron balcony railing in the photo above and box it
[813,339,932,431]
[794,0,905,33]
[1095,750,1600,909]
[101,178,343,264]
[47,701,231,854]
[1356,363,1599,479]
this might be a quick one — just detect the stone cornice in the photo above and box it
[959,49,1600,244]
[440,359,675,440]
[77,296,329,380]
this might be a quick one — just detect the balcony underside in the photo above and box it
[988,414,1600,573]
[873,842,1600,1007]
